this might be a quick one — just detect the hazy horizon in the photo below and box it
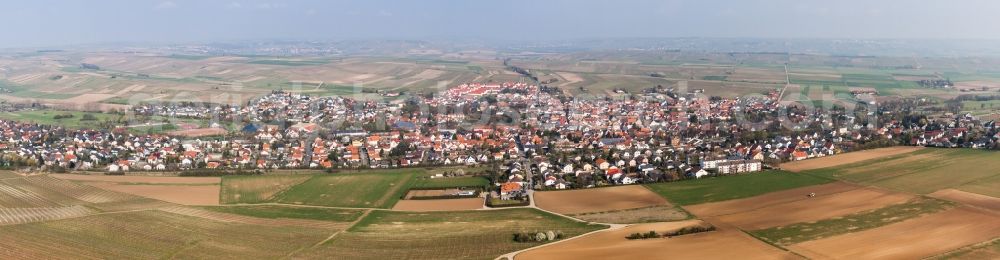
[3,0,1000,48]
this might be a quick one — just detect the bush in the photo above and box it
[626,231,662,240]
[513,230,564,243]
[663,225,716,237]
[626,226,717,240]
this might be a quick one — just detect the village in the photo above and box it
[0,82,998,200]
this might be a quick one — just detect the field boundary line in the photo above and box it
[923,237,1000,260]
[742,229,810,259]
[283,209,373,259]
[221,202,386,211]
[265,175,315,203]
[373,173,414,208]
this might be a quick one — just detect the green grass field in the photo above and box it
[198,205,365,222]
[295,208,607,259]
[274,170,417,208]
[802,149,1000,195]
[410,176,490,189]
[0,110,122,129]
[644,171,833,205]
[955,174,1000,197]
[751,198,954,246]
[219,174,313,204]
[0,210,330,259]
[0,109,207,133]
[962,100,1000,111]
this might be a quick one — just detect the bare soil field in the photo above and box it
[517,220,798,260]
[713,187,914,230]
[780,146,924,172]
[685,182,861,217]
[167,127,227,137]
[534,185,670,215]
[391,198,484,211]
[403,188,465,199]
[788,207,1000,259]
[929,189,1000,212]
[86,182,220,205]
[51,174,221,184]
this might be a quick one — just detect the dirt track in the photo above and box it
[780,147,924,172]
[533,186,669,215]
[789,207,1000,259]
[516,220,799,260]
[391,198,484,211]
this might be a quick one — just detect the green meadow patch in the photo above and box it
[644,171,832,206]
[273,169,418,208]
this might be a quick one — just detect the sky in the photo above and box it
[2,0,1000,48]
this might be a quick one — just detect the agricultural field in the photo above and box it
[751,197,954,246]
[2,50,998,113]
[273,170,416,208]
[954,174,1000,198]
[0,109,123,129]
[0,210,333,259]
[933,239,1000,260]
[0,171,23,179]
[391,198,484,212]
[198,205,365,222]
[534,185,670,214]
[82,181,220,205]
[787,207,1000,259]
[779,146,924,172]
[928,189,1000,212]
[962,100,1000,111]
[219,174,312,204]
[568,205,689,224]
[1,175,138,207]
[294,208,606,259]
[710,186,914,230]
[409,176,489,189]
[516,220,796,260]
[50,174,221,184]
[644,170,832,206]
[801,148,1000,195]
[0,109,208,134]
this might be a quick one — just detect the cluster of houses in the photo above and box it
[0,82,996,192]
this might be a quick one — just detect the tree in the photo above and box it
[327,150,339,162]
